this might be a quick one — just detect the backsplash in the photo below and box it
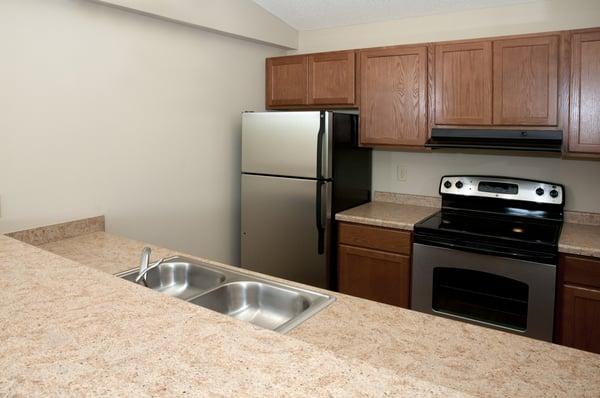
[373,192,441,208]
[372,150,600,213]
[7,216,105,246]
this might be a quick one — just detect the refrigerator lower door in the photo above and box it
[242,111,332,179]
[241,174,331,288]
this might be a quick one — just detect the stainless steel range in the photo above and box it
[411,176,564,341]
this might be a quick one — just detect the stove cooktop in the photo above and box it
[414,210,562,264]
[417,210,562,246]
[414,176,565,265]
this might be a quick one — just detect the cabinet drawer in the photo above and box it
[338,222,411,255]
[562,254,600,289]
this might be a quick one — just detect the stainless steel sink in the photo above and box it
[118,260,226,300]
[190,281,311,332]
[116,256,334,333]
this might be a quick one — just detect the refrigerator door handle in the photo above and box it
[316,180,326,254]
[316,112,325,180]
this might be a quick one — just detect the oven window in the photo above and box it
[432,267,529,331]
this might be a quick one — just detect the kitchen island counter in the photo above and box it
[4,226,598,396]
[1,234,468,397]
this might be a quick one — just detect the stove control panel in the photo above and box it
[439,176,564,205]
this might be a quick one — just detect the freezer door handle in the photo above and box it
[316,180,326,254]
[316,112,325,180]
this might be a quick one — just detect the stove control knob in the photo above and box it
[455,181,464,189]
[550,189,559,198]
[443,181,452,189]
[536,187,545,196]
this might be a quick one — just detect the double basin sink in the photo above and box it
[116,257,335,333]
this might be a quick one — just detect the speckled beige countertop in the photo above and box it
[336,198,600,259]
[559,222,600,258]
[335,201,438,230]
[1,234,472,397]
[6,230,598,397]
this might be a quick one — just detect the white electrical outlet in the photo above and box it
[396,165,407,182]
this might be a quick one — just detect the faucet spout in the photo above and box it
[139,246,152,284]
[136,247,166,284]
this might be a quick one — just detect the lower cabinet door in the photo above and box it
[560,284,600,354]
[338,244,410,307]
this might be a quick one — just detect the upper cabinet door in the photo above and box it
[493,36,559,126]
[569,30,600,154]
[308,51,355,105]
[359,46,428,146]
[266,55,308,107]
[435,41,493,125]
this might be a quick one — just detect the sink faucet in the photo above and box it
[136,247,165,285]
[139,246,152,284]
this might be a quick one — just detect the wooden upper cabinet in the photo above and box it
[569,30,600,154]
[266,51,356,108]
[435,41,493,125]
[308,51,355,105]
[359,46,428,146]
[493,35,559,126]
[266,55,308,107]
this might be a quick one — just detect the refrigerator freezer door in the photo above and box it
[242,111,331,179]
[241,174,331,288]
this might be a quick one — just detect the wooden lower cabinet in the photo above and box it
[556,254,600,354]
[337,222,412,308]
[559,284,600,353]
[338,245,410,307]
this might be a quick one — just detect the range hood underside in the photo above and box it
[425,129,563,152]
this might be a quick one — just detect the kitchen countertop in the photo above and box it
[335,201,439,230]
[1,234,468,397]
[8,230,600,397]
[559,222,600,258]
[337,200,600,259]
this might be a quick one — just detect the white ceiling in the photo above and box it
[252,0,539,31]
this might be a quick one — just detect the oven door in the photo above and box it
[411,243,556,341]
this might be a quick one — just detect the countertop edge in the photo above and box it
[336,202,600,260]
[335,213,416,231]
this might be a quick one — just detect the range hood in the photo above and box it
[425,128,563,152]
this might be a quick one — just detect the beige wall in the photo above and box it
[295,0,600,53]
[94,0,298,49]
[0,0,284,264]
[374,152,600,212]
[293,0,600,212]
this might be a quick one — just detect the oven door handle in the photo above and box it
[425,239,556,263]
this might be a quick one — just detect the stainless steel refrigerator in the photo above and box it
[241,111,371,289]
